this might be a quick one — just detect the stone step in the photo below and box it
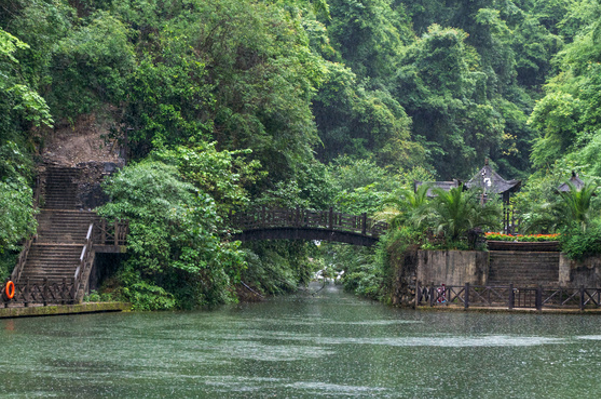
[42,167,81,210]
[16,166,96,289]
[489,250,559,285]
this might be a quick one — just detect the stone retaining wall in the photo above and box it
[559,254,601,287]
[417,250,601,288]
[417,250,489,286]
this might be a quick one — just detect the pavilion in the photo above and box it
[415,160,521,232]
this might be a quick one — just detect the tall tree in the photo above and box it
[393,25,504,179]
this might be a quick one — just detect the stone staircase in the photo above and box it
[42,167,81,209]
[488,251,560,285]
[15,166,96,286]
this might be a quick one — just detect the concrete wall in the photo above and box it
[559,254,601,287]
[417,250,489,286]
[415,250,601,288]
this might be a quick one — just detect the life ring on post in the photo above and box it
[5,281,15,300]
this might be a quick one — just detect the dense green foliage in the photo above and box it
[3,0,601,306]
[98,160,246,309]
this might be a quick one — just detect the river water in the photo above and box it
[1,284,601,398]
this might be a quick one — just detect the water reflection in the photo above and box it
[1,284,601,398]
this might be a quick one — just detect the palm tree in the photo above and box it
[558,181,598,231]
[375,183,431,229]
[430,185,501,244]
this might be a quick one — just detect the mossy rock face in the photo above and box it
[0,302,130,319]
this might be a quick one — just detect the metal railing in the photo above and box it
[72,223,95,302]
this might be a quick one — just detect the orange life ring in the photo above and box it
[5,281,15,300]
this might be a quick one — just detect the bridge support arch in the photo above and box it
[233,227,379,246]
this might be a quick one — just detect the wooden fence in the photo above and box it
[1,279,77,307]
[92,218,128,246]
[416,282,601,311]
[230,207,388,238]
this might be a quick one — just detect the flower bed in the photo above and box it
[485,232,560,242]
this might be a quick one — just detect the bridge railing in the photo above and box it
[230,207,388,237]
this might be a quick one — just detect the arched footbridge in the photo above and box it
[229,207,389,246]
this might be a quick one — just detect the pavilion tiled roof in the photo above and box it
[465,161,521,194]
[557,171,585,192]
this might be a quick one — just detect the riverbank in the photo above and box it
[0,302,130,319]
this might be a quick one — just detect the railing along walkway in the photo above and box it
[92,218,128,251]
[416,283,601,311]
[1,279,76,307]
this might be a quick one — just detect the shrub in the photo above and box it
[560,225,601,261]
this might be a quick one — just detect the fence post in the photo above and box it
[42,278,48,307]
[580,286,585,311]
[464,283,470,309]
[61,278,66,305]
[101,219,107,244]
[24,278,29,307]
[508,284,514,310]
[328,207,333,229]
[115,220,120,245]
[361,213,367,235]
[536,285,542,311]
[429,286,435,307]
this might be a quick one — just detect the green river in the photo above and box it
[1,284,601,398]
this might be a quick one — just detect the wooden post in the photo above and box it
[508,284,514,310]
[464,283,470,309]
[328,207,333,229]
[429,286,435,307]
[115,220,120,245]
[361,213,367,235]
[24,278,29,307]
[580,286,585,311]
[42,278,48,307]
[61,278,66,305]
[535,285,542,311]
[101,219,107,244]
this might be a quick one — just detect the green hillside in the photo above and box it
[2,0,601,308]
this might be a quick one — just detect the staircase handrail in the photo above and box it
[73,223,95,302]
